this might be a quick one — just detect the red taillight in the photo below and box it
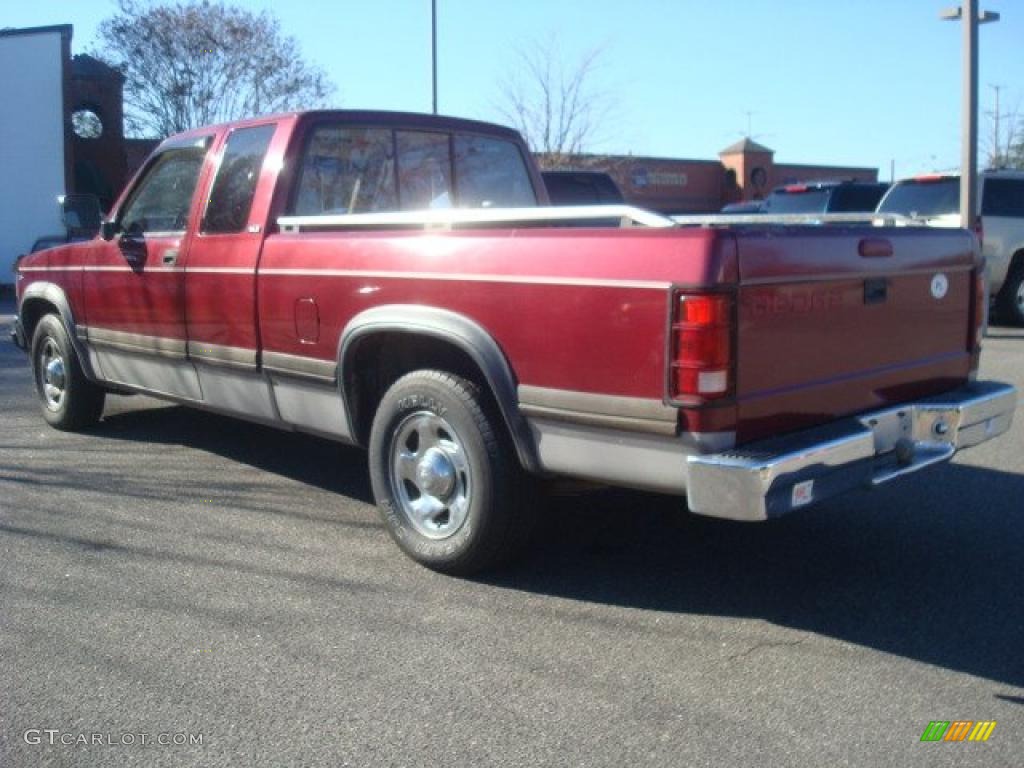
[913,173,946,183]
[973,269,986,349]
[670,293,733,401]
[784,184,808,193]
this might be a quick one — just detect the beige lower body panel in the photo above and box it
[525,417,692,495]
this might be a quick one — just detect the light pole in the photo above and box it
[431,0,438,114]
[941,1,1000,228]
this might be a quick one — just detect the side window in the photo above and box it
[454,135,536,208]
[119,144,208,234]
[291,126,396,215]
[982,178,1024,218]
[396,131,452,210]
[202,124,276,234]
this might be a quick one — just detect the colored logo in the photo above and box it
[920,721,996,742]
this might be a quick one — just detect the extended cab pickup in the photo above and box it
[12,110,1017,573]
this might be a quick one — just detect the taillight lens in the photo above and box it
[972,268,986,352]
[670,293,733,401]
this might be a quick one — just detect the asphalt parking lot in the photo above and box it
[1,298,1022,768]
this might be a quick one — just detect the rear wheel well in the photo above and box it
[344,332,507,450]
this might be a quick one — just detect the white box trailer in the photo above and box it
[0,26,70,283]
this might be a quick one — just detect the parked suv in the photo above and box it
[761,180,889,215]
[542,171,624,205]
[876,171,1024,325]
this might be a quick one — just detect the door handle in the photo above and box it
[162,249,179,266]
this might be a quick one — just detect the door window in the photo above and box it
[202,124,276,234]
[119,143,209,234]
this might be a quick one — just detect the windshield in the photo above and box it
[877,179,959,217]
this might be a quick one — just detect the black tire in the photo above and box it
[368,370,534,575]
[30,314,105,430]
[996,262,1024,326]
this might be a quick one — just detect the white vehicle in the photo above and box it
[876,171,1024,325]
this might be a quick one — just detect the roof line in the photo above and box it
[0,24,73,40]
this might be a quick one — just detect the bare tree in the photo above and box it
[94,0,335,138]
[983,86,1022,169]
[498,36,612,169]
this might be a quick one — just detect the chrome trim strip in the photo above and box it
[260,269,671,291]
[187,340,257,369]
[672,212,924,227]
[262,350,337,382]
[686,381,1017,522]
[518,385,678,436]
[278,204,676,232]
[88,327,187,359]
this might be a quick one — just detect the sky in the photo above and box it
[5,0,1023,179]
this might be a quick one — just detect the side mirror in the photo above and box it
[58,193,103,236]
[99,220,120,241]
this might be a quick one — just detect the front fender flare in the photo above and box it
[18,281,99,381]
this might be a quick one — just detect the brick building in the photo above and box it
[550,139,878,214]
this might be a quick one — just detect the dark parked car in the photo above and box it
[542,171,625,205]
[762,180,890,214]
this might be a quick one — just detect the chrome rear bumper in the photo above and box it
[686,381,1017,521]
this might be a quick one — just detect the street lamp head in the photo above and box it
[940,6,1000,22]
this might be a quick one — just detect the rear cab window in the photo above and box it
[397,131,453,210]
[291,127,397,215]
[287,120,537,215]
[454,135,536,207]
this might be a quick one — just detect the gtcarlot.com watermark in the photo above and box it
[24,729,203,747]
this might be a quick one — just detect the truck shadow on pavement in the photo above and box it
[75,401,1024,689]
[495,463,1024,690]
[96,401,374,503]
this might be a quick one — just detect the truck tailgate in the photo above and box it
[734,226,979,443]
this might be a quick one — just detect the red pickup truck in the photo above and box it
[12,110,1016,574]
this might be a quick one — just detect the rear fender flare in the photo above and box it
[338,305,538,472]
